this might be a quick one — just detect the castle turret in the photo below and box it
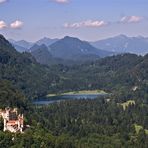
[3,117,7,131]
[18,114,24,133]
[5,107,10,120]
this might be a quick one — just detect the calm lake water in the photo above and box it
[33,93,108,105]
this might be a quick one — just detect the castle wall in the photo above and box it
[0,108,24,133]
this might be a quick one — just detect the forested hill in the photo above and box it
[0,34,147,100]
[54,53,148,94]
[0,34,59,99]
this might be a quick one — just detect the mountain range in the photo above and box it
[8,35,148,65]
[8,39,33,52]
[9,36,113,65]
[8,37,58,52]
[36,37,59,46]
[91,34,148,55]
[9,35,148,55]
[49,36,112,60]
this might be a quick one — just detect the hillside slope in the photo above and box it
[0,35,59,99]
[49,36,113,60]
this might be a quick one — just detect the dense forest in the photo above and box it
[1,97,148,147]
[0,34,148,147]
[51,53,147,92]
[0,35,60,99]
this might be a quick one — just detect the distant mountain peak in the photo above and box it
[36,37,59,46]
[38,37,51,41]
[63,36,81,41]
[63,36,74,39]
[91,34,148,55]
[43,37,50,39]
[17,39,27,42]
[30,43,49,52]
[50,36,112,60]
[117,34,127,38]
[15,40,33,45]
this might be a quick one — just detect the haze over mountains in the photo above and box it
[9,34,148,55]
[36,37,59,46]
[49,36,111,60]
[8,39,33,52]
[8,37,58,52]
[91,35,148,55]
[9,36,113,65]
[8,34,148,65]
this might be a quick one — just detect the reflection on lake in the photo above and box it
[33,93,108,105]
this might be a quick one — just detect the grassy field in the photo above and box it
[47,90,106,97]
[134,124,148,134]
[120,100,135,110]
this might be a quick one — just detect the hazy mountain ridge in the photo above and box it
[49,36,112,60]
[9,35,148,56]
[8,39,33,52]
[8,35,148,66]
[9,37,58,52]
[30,44,53,65]
[28,36,113,65]
[30,44,70,65]
[91,34,148,55]
[36,37,59,46]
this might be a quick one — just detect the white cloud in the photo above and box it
[120,16,143,23]
[10,20,23,29]
[0,21,7,29]
[52,0,69,3]
[64,20,107,28]
[0,0,7,4]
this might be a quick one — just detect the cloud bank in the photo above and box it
[64,16,144,29]
[64,20,107,29]
[10,20,23,29]
[52,0,69,4]
[0,20,24,30]
[120,16,143,23]
[0,21,7,29]
[0,0,7,4]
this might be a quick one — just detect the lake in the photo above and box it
[33,93,108,105]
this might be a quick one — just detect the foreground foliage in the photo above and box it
[1,96,148,148]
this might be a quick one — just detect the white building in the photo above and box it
[0,107,24,133]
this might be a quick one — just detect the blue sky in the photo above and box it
[0,0,148,41]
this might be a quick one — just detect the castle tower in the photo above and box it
[18,114,24,133]
[5,108,10,120]
[20,114,24,133]
[3,117,7,131]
